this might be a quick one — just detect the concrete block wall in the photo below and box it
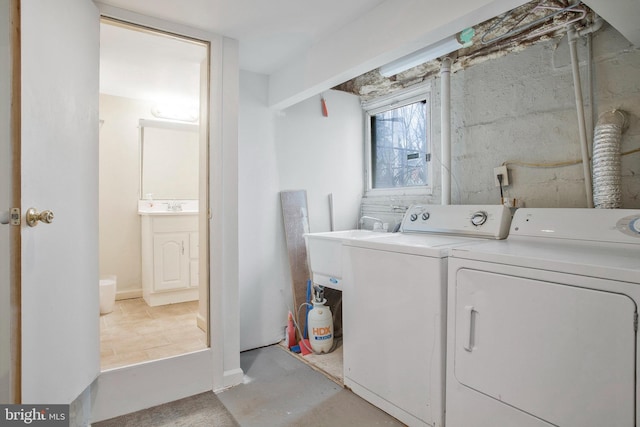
[434,23,640,208]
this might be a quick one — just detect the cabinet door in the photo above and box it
[153,233,189,291]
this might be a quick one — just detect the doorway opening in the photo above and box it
[98,18,209,370]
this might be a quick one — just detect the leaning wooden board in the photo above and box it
[280,190,311,335]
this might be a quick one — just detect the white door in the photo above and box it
[454,269,636,427]
[20,0,100,403]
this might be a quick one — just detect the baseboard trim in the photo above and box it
[222,368,244,389]
[196,313,207,332]
[116,289,142,300]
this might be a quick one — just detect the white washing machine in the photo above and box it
[446,208,640,427]
[342,204,512,427]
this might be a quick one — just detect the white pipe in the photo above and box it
[440,57,452,205]
[567,26,594,208]
[578,15,604,38]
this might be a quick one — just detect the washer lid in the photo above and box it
[343,232,488,257]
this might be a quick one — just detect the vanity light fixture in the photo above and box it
[151,103,199,123]
[379,35,463,77]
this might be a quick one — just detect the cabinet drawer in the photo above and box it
[152,215,198,233]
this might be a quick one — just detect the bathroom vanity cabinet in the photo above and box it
[140,213,199,306]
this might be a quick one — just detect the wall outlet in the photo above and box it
[494,165,509,187]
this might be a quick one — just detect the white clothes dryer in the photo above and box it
[446,208,640,427]
[342,204,511,427]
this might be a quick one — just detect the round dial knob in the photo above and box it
[470,211,488,227]
[410,213,418,222]
[421,212,430,221]
[630,217,640,234]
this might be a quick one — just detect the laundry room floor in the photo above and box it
[279,339,344,384]
[94,344,404,427]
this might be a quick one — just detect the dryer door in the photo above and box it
[453,269,636,427]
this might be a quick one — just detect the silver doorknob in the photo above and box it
[26,208,54,227]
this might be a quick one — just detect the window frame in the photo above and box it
[363,82,433,197]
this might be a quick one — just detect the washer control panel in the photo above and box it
[470,211,488,226]
[400,204,511,239]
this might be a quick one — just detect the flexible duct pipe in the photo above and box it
[440,57,452,205]
[592,110,628,209]
[567,26,594,208]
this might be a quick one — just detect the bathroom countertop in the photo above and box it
[137,211,198,216]
[137,199,199,215]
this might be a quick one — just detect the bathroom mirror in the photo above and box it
[139,119,199,199]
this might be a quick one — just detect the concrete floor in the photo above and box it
[95,344,405,426]
[219,345,405,426]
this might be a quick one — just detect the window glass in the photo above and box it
[370,100,428,189]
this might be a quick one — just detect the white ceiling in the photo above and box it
[97,0,640,109]
[98,0,387,75]
[100,22,207,106]
[98,0,387,107]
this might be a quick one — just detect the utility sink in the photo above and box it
[304,229,392,291]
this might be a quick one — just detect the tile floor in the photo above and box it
[100,298,207,370]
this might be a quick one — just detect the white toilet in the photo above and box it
[99,275,117,315]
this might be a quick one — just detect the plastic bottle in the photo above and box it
[307,299,333,353]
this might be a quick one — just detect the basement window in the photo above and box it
[363,84,432,196]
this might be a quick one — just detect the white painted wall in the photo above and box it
[238,71,286,351]
[275,91,364,233]
[238,72,363,351]
[99,94,154,296]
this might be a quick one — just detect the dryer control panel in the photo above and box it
[510,208,640,243]
[616,215,640,238]
[400,204,511,239]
